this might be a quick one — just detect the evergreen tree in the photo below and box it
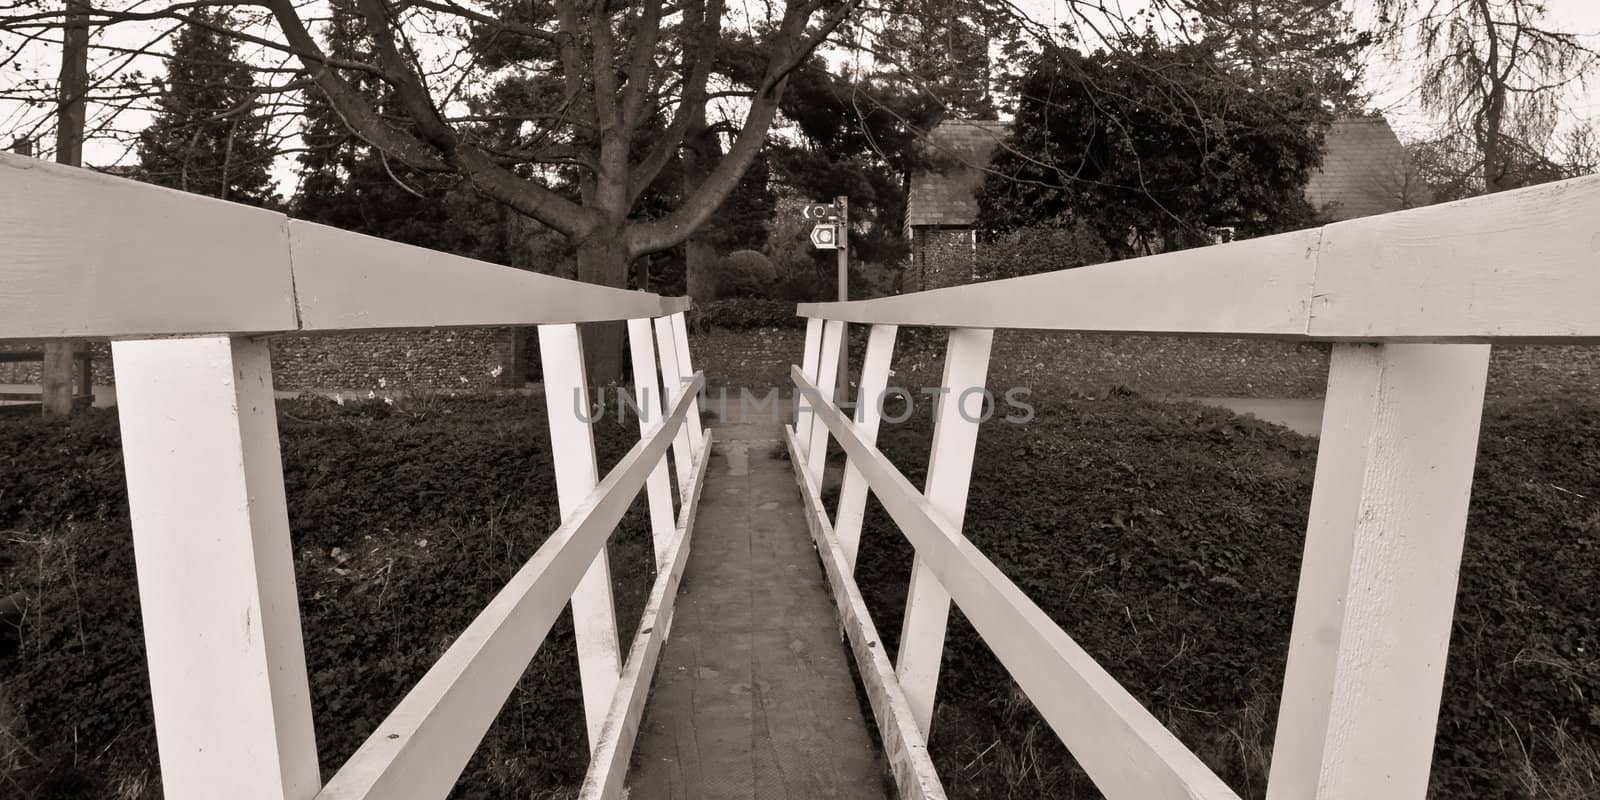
[1187,0,1372,111]
[876,0,997,119]
[136,10,277,205]
[977,38,1329,258]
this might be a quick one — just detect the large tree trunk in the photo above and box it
[575,234,630,386]
[682,112,722,315]
[42,0,90,417]
[1475,0,1508,194]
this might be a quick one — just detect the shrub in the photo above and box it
[975,220,1111,281]
[714,249,778,299]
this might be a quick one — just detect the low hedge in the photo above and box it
[695,297,804,330]
[0,394,657,799]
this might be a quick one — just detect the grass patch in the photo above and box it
[0,394,656,799]
[846,391,1600,799]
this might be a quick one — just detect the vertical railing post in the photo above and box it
[805,320,846,481]
[627,318,677,566]
[538,323,622,750]
[112,335,320,800]
[653,315,696,500]
[895,326,994,737]
[1267,343,1490,800]
[833,324,898,572]
[796,317,824,455]
[667,311,704,454]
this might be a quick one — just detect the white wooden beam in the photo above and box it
[834,324,898,572]
[667,312,704,454]
[784,424,946,800]
[627,318,676,566]
[653,315,696,499]
[1,154,297,339]
[287,220,677,330]
[796,318,825,455]
[794,365,1238,800]
[805,320,846,481]
[14,150,1600,343]
[317,381,698,800]
[577,429,714,800]
[895,327,993,737]
[112,335,320,800]
[797,228,1320,335]
[1310,176,1600,340]
[658,296,693,316]
[1267,343,1490,800]
[538,323,621,750]
[0,154,691,340]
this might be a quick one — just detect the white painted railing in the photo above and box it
[785,173,1600,800]
[0,152,711,800]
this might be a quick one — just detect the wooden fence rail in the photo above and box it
[0,349,94,410]
[1,153,708,800]
[785,172,1600,800]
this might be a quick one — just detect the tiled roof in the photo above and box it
[907,116,1429,229]
[905,119,1009,227]
[1304,117,1430,220]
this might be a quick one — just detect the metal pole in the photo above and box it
[835,195,849,403]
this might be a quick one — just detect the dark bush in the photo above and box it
[714,249,778,299]
[975,220,1111,280]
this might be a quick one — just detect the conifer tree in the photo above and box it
[1187,0,1372,111]
[136,10,277,205]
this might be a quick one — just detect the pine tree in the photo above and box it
[136,10,277,205]
[876,0,998,119]
[1188,0,1372,111]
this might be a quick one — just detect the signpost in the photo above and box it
[835,196,849,400]
[809,222,838,249]
[805,197,851,398]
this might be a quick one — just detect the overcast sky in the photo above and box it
[3,0,1598,189]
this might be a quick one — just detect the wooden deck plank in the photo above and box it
[626,422,891,800]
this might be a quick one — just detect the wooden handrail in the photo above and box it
[798,172,1600,343]
[101,317,708,800]
[0,350,92,363]
[317,374,702,800]
[792,366,1240,800]
[783,173,1582,795]
[789,269,1509,798]
[0,153,686,339]
[4,154,708,800]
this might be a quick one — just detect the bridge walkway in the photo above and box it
[626,420,889,800]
